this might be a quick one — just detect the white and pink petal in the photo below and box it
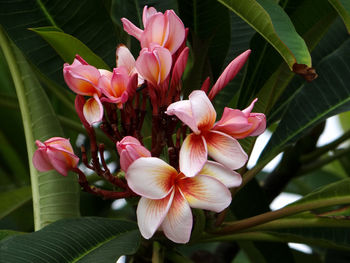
[204,130,247,170]
[136,192,174,239]
[200,161,242,188]
[179,133,207,178]
[189,90,216,132]
[126,157,177,199]
[161,189,193,243]
[179,175,232,213]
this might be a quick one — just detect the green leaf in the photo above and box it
[288,178,350,209]
[0,27,80,230]
[260,36,350,163]
[0,230,24,242]
[30,27,110,69]
[0,0,118,85]
[0,186,32,219]
[217,0,311,70]
[328,0,350,33]
[0,217,141,262]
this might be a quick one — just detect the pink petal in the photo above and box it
[204,130,247,170]
[142,6,158,26]
[136,191,174,239]
[135,49,160,86]
[125,73,138,101]
[116,44,136,74]
[32,148,53,172]
[75,95,90,127]
[189,90,216,131]
[179,133,207,177]
[121,18,143,40]
[242,98,258,116]
[200,77,211,93]
[141,13,168,49]
[63,64,100,96]
[248,113,266,136]
[117,138,151,172]
[179,175,232,212]
[200,161,242,188]
[213,107,252,136]
[126,157,177,199]
[166,100,199,134]
[161,189,192,243]
[163,10,186,54]
[83,95,104,125]
[44,137,74,153]
[46,148,78,176]
[170,47,189,90]
[153,46,172,84]
[208,50,251,100]
[111,67,129,98]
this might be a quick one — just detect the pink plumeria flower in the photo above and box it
[116,44,144,85]
[116,136,151,172]
[121,6,185,54]
[63,55,105,125]
[166,90,248,177]
[135,45,172,87]
[99,67,138,109]
[32,137,79,177]
[213,98,266,139]
[126,157,240,243]
[208,50,251,100]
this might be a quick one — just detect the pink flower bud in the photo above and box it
[116,136,151,172]
[32,137,79,176]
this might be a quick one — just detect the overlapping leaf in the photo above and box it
[0,0,117,85]
[217,0,311,71]
[0,28,80,230]
[0,217,141,263]
[260,36,350,162]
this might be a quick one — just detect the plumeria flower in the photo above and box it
[33,137,79,176]
[126,157,241,243]
[121,6,185,54]
[98,67,138,109]
[116,136,151,172]
[116,44,144,85]
[166,90,248,177]
[63,55,106,125]
[135,44,172,88]
[213,98,266,139]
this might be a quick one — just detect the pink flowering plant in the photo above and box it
[2,1,350,262]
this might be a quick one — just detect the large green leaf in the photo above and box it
[30,27,110,69]
[0,27,80,230]
[0,0,118,85]
[0,186,32,220]
[328,0,350,33]
[260,36,350,163]
[217,0,311,71]
[267,17,347,126]
[0,217,141,262]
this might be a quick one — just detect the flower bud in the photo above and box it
[117,136,151,172]
[32,137,79,176]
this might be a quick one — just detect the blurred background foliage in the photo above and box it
[1,0,350,262]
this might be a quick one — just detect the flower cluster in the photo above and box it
[32,6,266,244]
